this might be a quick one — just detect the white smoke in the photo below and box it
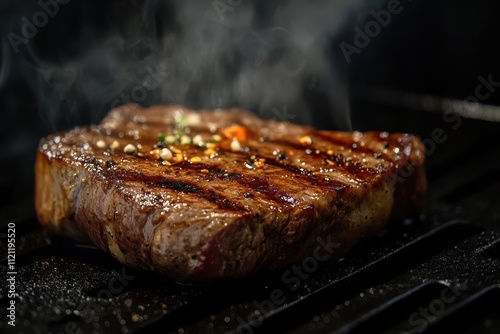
[20,0,385,130]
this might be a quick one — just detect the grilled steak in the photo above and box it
[35,104,426,281]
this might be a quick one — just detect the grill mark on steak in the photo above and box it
[107,151,303,207]
[70,129,377,204]
[257,139,378,183]
[97,122,379,185]
[175,162,301,206]
[222,172,299,206]
[103,137,360,198]
[101,150,303,207]
[313,131,388,158]
[262,159,355,188]
[157,178,246,211]
[107,167,248,212]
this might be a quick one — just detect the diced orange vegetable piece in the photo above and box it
[220,125,247,142]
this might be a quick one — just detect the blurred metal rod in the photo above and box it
[352,87,500,123]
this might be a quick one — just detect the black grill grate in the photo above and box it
[1,101,500,334]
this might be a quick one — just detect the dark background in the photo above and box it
[1,0,500,222]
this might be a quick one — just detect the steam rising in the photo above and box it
[15,0,383,130]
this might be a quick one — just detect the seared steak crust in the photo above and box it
[35,104,426,281]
